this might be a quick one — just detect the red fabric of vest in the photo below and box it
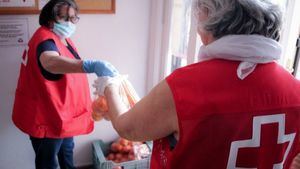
[12,26,94,138]
[151,59,300,169]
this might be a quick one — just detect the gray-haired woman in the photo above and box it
[98,0,300,168]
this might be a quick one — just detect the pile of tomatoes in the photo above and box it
[106,138,142,163]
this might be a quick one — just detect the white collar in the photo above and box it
[198,35,282,79]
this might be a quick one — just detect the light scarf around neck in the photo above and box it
[198,35,282,80]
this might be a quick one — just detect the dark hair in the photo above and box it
[39,0,78,28]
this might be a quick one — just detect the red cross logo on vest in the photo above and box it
[21,46,28,66]
[227,114,295,169]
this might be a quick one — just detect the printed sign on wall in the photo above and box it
[0,18,29,46]
[0,0,35,7]
[0,0,115,14]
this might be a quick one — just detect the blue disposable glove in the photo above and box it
[82,60,119,77]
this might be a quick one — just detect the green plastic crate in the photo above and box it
[92,140,152,169]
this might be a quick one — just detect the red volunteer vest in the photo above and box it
[12,26,94,138]
[151,59,300,169]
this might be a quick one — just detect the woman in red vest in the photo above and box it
[12,0,117,168]
[98,0,300,168]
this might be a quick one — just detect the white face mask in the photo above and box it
[52,21,76,39]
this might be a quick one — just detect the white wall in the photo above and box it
[0,0,150,168]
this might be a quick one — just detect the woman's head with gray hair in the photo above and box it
[194,0,282,41]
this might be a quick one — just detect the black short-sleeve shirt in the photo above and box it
[37,39,81,81]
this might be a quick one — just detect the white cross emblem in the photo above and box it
[227,114,296,169]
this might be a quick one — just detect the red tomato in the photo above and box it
[123,145,131,153]
[91,110,103,121]
[111,142,119,152]
[107,153,115,161]
[129,148,134,155]
[92,96,108,112]
[115,153,122,160]
[128,154,135,161]
[120,157,128,162]
[116,144,123,152]
[119,138,129,146]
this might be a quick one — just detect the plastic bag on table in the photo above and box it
[132,142,151,160]
[91,75,140,121]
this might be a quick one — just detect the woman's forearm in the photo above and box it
[40,51,85,74]
[44,55,84,74]
[104,85,130,135]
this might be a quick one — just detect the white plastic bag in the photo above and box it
[91,75,140,121]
